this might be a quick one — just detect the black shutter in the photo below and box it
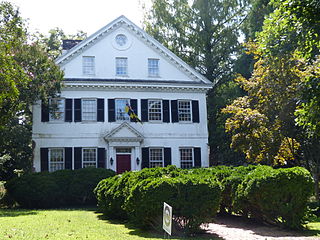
[41,101,49,122]
[74,99,82,122]
[164,148,172,166]
[98,148,105,168]
[192,100,200,123]
[97,99,105,122]
[40,148,49,171]
[163,100,170,123]
[194,147,201,167]
[130,99,138,122]
[108,99,115,122]
[141,147,149,169]
[171,100,178,123]
[65,99,73,122]
[141,99,148,122]
[74,147,82,169]
[65,147,72,169]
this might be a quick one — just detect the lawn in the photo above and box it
[0,208,219,240]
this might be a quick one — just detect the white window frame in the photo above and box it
[49,98,65,122]
[116,57,128,76]
[48,148,65,172]
[148,58,159,77]
[115,98,130,122]
[82,99,97,122]
[82,148,97,168]
[178,100,192,123]
[82,56,95,76]
[179,147,194,169]
[148,99,162,122]
[149,148,164,168]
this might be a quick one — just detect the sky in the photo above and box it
[7,0,148,36]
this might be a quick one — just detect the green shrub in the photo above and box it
[125,175,221,233]
[5,168,115,208]
[234,166,314,229]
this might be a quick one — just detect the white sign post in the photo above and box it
[163,202,172,236]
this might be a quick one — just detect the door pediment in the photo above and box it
[104,122,144,143]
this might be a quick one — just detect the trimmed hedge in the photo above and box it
[234,166,314,229]
[5,168,115,208]
[94,166,222,233]
[95,165,313,232]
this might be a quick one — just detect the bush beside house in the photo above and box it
[5,168,115,208]
[95,165,313,232]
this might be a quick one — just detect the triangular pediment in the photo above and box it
[104,122,144,142]
[56,15,212,86]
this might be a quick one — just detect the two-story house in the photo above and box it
[32,16,212,174]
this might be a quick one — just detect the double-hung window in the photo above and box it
[115,99,130,121]
[178,100,192,122]
[148,100,162,121]
[49,98,65,121]
[83,56,95,75]
[49,148,64,172]
[82,148,97,168]
[116,57,128,76]
[82,99,97,121]
[148,58,159,77]
[180,148,193,169]
[149,148,164,168]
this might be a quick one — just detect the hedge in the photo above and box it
[95,165,313,232]
[233,166,314,229]
[5,167,115,208]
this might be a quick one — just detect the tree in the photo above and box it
[223,0,320,199]
[0,2,64,180]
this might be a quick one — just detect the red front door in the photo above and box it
[116,154,131,174]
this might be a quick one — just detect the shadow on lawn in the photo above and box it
[96,211,222,240]
[0,209,38,217]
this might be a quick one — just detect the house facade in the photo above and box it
[32,16,212,174]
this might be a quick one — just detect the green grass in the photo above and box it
[0,208,219,240]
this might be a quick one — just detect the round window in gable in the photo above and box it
[115,34,127,46]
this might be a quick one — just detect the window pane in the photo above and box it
[50,99,65,121]
[49,148,64,172]
[180,148,193,169]
[148,59,159,76]
[82,99,97,121]
[148,100,162,121]
[115,99,130,121]
[83,56,95,75]
[116,57,128,76]
[83,148,97,168]
[149,148,163,168]
[178,100,191,122]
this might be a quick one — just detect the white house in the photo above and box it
[32,16,212,174]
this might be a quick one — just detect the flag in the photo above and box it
[125,103,142,123]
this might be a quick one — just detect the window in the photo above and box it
[82,99,97,121]
[148,59,159,77]
[116,57,128,76]
[149,148,163,168]
[178,100,192,122]
[49,148,64,172]
[83,56,95,75]
[82,148,97,168]
[148,100,162,121]
[115,99,130,121]
[49,98,65,121]
[180,148,193,169]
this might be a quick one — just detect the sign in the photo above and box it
[163,202,172,235]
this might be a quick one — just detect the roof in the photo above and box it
[56,15,212,86]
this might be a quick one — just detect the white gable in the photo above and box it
[104,122,144,142]
[56,16,212,86]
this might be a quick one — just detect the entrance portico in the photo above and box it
[104,122,144,173]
